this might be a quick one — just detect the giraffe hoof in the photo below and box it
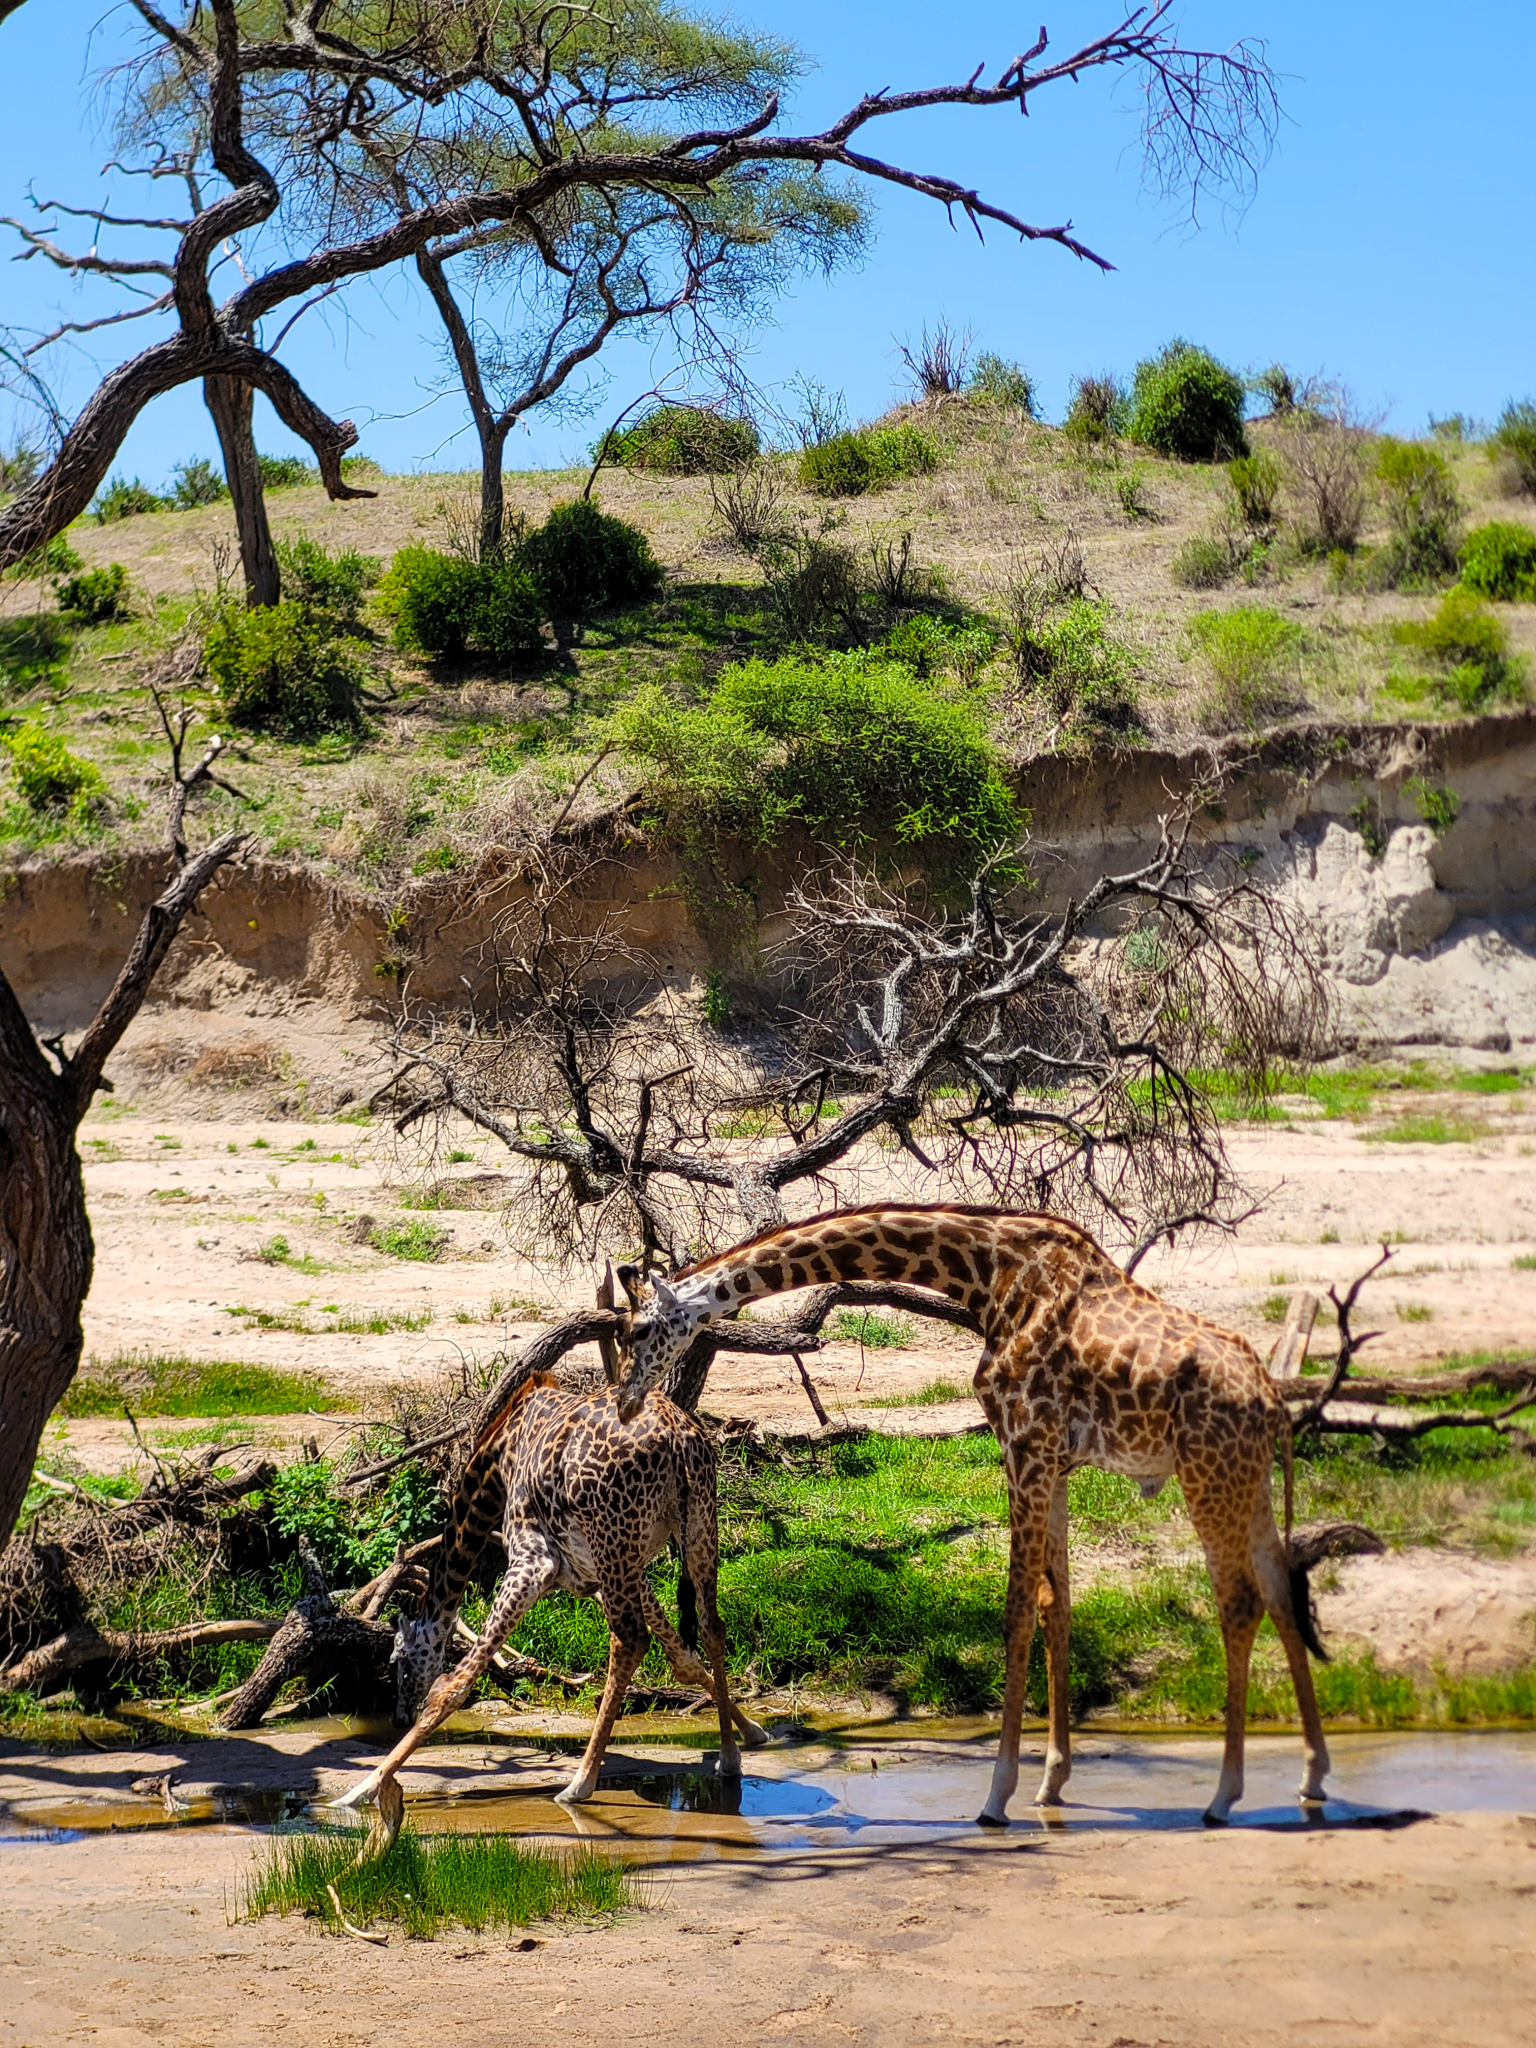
[975,1810,1009,1830]
[555,1779,597,1808]
[1201,1808,1231,1828]
[738,1718,771,1750]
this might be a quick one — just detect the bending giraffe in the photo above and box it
[607,1201,1330,1827]
[334,1368,767,1837]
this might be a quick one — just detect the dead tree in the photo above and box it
[0,1,1278,572]
[0,722,248,1551]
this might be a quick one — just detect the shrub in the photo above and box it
[91,475,164,523]
[257,454,316,490]
[605,404,759,474]
[378,547,544,661]
[603,653,1021,862]
[1405,778,1460,834]
[203,601,368,739]
[1227,450,1282,530]
[1458,521,1536,602]
[798,424,938,497]
[1492,400,1536,495]
[878,613,994,684]
[1063,373,1127,446]
[274,535,380,627]
[372,1219,449,1261]
[1128,341,1247,462]
[1170,536,1233,589]
[1392,588,1527,712]
[12,533,82,581]
[1276,404,1372,552]
[520,498,663,615]
[54,563,132,624]
[968,352,1036,414]
[170,456,228,509]
[0,613,71,692]
[1186,606,1303,728]
[708,459,789,553]
[0,442,40,495]
[899,321,970,400]
[1375,440,1462,584]
[759,525,862,640]
[1019,600,1142,740]
[4,723,105,815]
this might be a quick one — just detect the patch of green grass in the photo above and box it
[223,1306,317,1335]
[830,1309,914,1350]
[56,1351,347,1418]
[238,1824,636,1940]
[1513,1254,1536,1273]
[327,1306,433,1335]
[1369,1113,1492,1144]
[1396,1303,1435,1323]
[372,1219,450,1261]
[865,1377,971,1408]
[1259,1294,1290,1324]
[1456,1068,1529,1095]
[83,1137,123,1161]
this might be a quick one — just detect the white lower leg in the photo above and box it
[1034,1742,1069,1806]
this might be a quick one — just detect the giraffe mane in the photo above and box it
[666,1201,1110,1283]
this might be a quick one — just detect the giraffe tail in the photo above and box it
[1279,1405,1329,1663]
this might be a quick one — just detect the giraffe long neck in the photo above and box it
[419,1432,507,1634]
[672,1205,1011,1329]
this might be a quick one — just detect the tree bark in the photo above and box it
[204,374,279,606]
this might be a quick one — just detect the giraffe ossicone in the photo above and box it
[609,1201,1334,1827]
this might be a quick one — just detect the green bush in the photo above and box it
[968,353,1036,414]
[1392,588,1527,711]
[378,547,544,661]
[1063,374,1127,446]
[203,601,368,739]
[0,612,71,693]
[1405,777,1460,834]
[170,457,228,509]
[798,424,939,497]
[258,454,316,490]
[274,535,379,627]
[1492,400,1536,495]
[1375,439,1462,584]
[1022,600,1142,739]
[91,475,164,523]
[1227,450,1282,530]
[1458,521,1536,602]
[878,613,994,683]
[12,533,82,581]
[605,404,759,474]
[4,722,105,815]
[603,652,1021,862]
[520,498,663,616]
[1186,605,1303,728]
[1128,340,1247,462]
[1170,536,1233,589]
[54,563,131,624]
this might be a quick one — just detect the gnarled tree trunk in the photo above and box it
[204,374,279,607]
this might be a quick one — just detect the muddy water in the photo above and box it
[5,1726,1535,1857]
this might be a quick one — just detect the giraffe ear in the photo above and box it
[616,1262,644,1310]
[596,1260,615,1311]
[652,1276,679,1312]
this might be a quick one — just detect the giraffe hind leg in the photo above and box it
[1034,1477,1072,1807]
[639,1583,767,1756]
[1251,1505,1331,1804]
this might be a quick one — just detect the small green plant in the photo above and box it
[758,523,861,640]
[1396,1302,1434,1323]
[3,723,105,816]
[1347,795,1389,859]
[54,563,132,624]
[258,454,316,490]
[831,1309,914,1349]
[1375,439,1462,584]
[968,353,1036,414]
[327,1306,433,1334]
[1513,1253,1536,1272]
[1405,778,1460,834]
[866,1376,970,1407]
[1113,463,1153,519]
[372,1219,450,1261]
[1018,599,1142,741]
[1371,1112,1490,1144]
[1127,340,1247,462]
[798,424,938,497]
[1458,521,1536,602]
[11,532,82,582]
[169,456,228,509]
[1491,399,1536,495]
[604,404,759,474]
[1260,1294,1290,1324]
[521,498,663,616]
[378,546,545,662]
[1185,606,1303,728]
[701,971,731,1027]
[1392,588,1526,712]
[1062,373,1127,446]
[91,475,165,522]
[1170,535,1234,590]
[274,535,380,627]
[203,600,368,740]
[1227,449,1282,530]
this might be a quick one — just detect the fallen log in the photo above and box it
[217,1538,394,1729]
[0,1617,282,1697]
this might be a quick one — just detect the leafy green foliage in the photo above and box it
[258,454,316,490]
[1062,373,1127,446]
[11,533,82,581]
[968,352,1036,413]
[877,612,994,683]
[57,1351,341,1418]
[603,651,1021,862]
[830,1309,913,1349]
[798,423,939,497]
[1018,599,1142,741]
[54,563,132,624]
[521,498,663,616]
[1458,521,1536,602]
[274,535,380,627]
[169,456,228,509]
[1392,588,1528,711]
[1186,606,1303,728]
[605,404,759,474]
[264,1450,443,1582]
[1170,535,1233,589]
[1227,449,1282,529]
[91,475,165,522]
[1405,777,1460,833]
[371,1218,450,1260]
[1375,439,1463,584]
[1492,399,1536,494]
[1128,340,1248,462]
[240,1824,635,1939]
[3,722,104,815]
[203,599,368,740]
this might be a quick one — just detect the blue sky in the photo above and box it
[2,2,1533,482]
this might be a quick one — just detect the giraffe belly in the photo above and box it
[1065,1420,1176,1489]
[551,1524,598,1593]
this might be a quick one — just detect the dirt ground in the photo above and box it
[1,1806,1533,2048]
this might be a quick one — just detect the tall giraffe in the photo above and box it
[335,1370,767,1834]
[607,1202,1329,1827]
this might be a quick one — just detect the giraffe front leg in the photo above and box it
[556,1589,649,1806]
[1203,1555,1265,1826]
[1034,1476,1072,1807]
[978,1455,1052,1829]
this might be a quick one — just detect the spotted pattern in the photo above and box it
[613,1201,1331,1826]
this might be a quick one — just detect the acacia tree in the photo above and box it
[0,0,1278,577]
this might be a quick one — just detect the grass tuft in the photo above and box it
[865,1376,971,1408]
[57,1351,347,1417]
[830,1309,913,1350]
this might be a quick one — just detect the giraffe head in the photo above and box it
[602,1260,704,1421]
[391,1607,448,1726]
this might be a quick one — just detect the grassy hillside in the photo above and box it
[3,395,1534,892]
